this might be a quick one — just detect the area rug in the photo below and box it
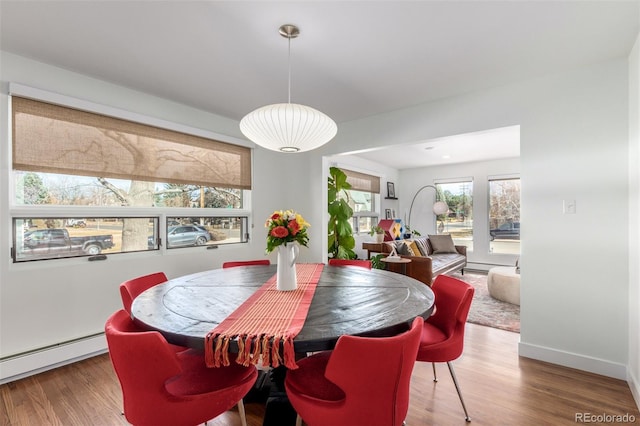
[449,271,520,333]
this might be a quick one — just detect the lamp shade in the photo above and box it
[240,102,337,153]
[432,201,449,215]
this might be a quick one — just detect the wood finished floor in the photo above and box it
[1,323,638,425]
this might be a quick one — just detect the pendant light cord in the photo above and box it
[287,34,292,104]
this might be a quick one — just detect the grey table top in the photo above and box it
[131,264,434,353]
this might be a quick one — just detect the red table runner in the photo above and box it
[205,263,324,370]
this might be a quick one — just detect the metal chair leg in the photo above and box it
[432,362,438,382]
[446,361,471,422]
[237,399,248,426]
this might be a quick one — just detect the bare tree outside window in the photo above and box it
[489,178,520,254]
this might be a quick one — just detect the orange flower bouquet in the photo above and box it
[265,210,310,253]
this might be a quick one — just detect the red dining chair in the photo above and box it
[105,309,258,426]
[285,317,423,426]
[328,258,372,269]
[416,274,474,422]
[119,272,168,314]
[222,259,271,268]
[120,272,193,355]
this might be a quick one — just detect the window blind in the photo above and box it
[342,169,380,193]
[12,97,252,189]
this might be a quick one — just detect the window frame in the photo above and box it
[339,188,380,234]
[337,168,382,235]
[434,178,474,248]
[13,215,159,263]
[8,83,254,263]
[488,174,521,255]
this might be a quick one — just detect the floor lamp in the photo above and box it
[407,185,449,234]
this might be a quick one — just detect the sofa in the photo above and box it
[381,235,466,286]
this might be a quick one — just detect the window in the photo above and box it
[13,217,157,262]
[10,93,252,262]
[161,217,248,249]
[489,177,520,254]
[339,169,381,234]
[14,172,244,209]
[435,180,473,249]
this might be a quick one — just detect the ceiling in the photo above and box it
[1,1,638,168]
[347,125,521,170]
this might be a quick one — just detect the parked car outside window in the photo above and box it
[169,225,210,247]
[149,225,212,248]
[489,222,520,240]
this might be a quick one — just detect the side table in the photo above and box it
[380,256,411,275]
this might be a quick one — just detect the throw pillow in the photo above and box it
[414,237,432,256]
[428,234,457,254]
[396,240,412,255]
[406,240,422,257]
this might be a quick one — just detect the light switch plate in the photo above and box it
[563,200,576,214]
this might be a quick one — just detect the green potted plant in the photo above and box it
[328,167,356,260]
[370,253,386,270]
[404,225,421,239]
[369,225,385,243]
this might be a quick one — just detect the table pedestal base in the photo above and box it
[245,367,297,426]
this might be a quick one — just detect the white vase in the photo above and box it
[276,242,299,291]
[375,233,385,243]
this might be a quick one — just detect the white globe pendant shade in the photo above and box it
[240,102,337,153]
[241,24,337,153]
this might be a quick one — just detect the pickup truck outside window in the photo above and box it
[13,217,158,263]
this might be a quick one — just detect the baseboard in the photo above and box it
[465,263,492,272]
[519,341,627,380]
[0,334,108,385]
[459,267,488,275]
[629,369,640,411]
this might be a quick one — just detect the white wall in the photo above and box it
[318,58,632,380]
[399,157,520,270]
[628,32,640,407]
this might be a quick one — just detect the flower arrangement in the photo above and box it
[265,210,310,253]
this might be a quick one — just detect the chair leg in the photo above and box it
[432,362,438,382]
[237,400,248,426]
[446,361,471,422]
[296,414,303,426]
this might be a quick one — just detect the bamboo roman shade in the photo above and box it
[342,169,380,194]
[12,97,252,189]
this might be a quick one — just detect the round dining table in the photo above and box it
[131,264,435,354]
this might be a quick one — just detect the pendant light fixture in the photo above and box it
[240,24,337,153]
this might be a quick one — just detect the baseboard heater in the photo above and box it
[0,333,108,385]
